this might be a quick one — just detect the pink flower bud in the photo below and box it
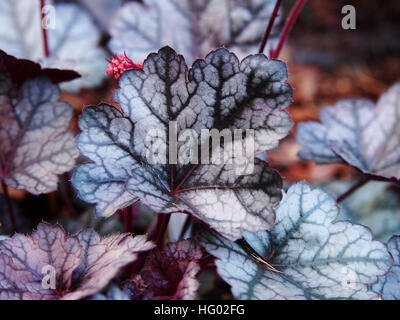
[106,53,143,79]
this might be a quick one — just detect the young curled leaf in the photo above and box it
[372,236,400,300]
[297,83,400,182]
[124,240,203,300]
[109,0,282,65]
[72,46,293,241]
[0,73,78,194]
[199,183,393,300]
[0,222,154,300]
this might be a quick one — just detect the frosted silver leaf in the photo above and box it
[296,121,337,164]
[0,74,78,194]
[324,180,400,242]
[372,236,400,300]
[79,0,123,31]
[0,0,107,92]
[297,83,400,181]
[0,223,82,300]
[63,231,155,300]
[200,182,393,300]
[73,47,293,241]
[109,0,281,65]
[0,222,154,300]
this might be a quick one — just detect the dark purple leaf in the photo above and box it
[0,49,80,87]
[124,240,203,300]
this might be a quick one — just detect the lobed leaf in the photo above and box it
[0,0,107,92]
[0,73,78,194]
[109,0,281,65]
[199,182,393,299]
[124,239,203,300]
[63,229,155,300]
[323,180,400,242]
[72,46,293,241]
[297,83,400,181]
[372,236,400,300]
[0,222,154,300]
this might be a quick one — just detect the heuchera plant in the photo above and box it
[0,0,399,300]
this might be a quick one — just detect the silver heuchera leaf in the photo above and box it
[0,223,81,300]
[0,222,154,300]
[78,0,123,31]
[372,236,400,300]
[124,239,203,300]
[199,182,393,300]
[297,83,400,181]
[72,47,292,241]
[323,180,400,242]
[0,73,78,194]
[109,0,281,65]
[63,230,155,300]
[0,0,107,92]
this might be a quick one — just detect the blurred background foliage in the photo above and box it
[1,0,399,299]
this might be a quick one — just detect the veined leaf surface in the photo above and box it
[109,0,281,65]
[0,222,154,300]
[297,83,400,181]
[0,73,78,194]
[199,183,393,299]
[73,46,293,241]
